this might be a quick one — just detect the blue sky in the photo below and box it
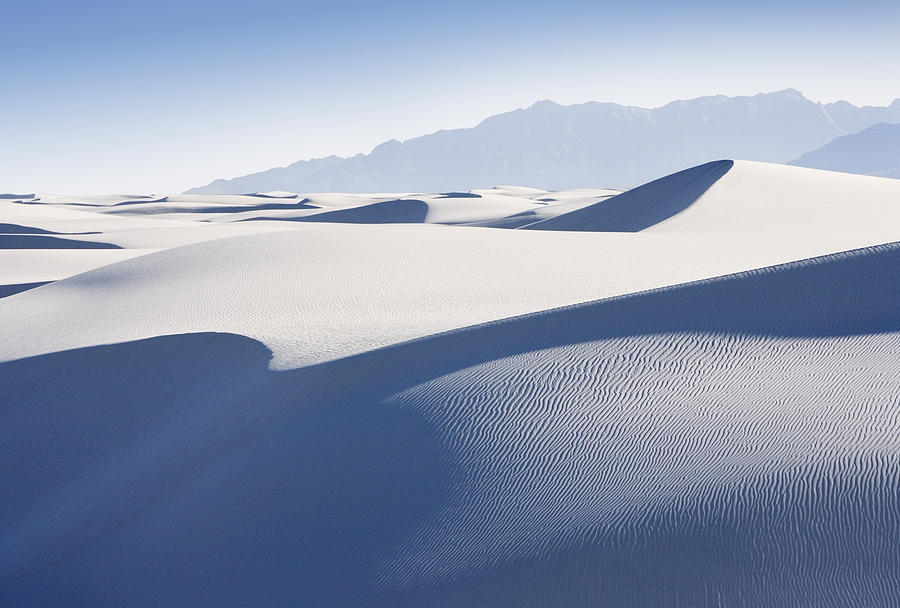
[3,0,900,193]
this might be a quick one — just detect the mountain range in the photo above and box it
[187,90,900,194]
[790,122,900,179]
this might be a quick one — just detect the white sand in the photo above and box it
[651,161,900,233]
[526,160,900,237]
[1,225,893,369]
[3,161,900,606]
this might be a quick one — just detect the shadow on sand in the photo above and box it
[3,240,900,606]
[525,160,733,231]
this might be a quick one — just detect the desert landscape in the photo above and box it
[5,0,900,604]
[3,159,900,605]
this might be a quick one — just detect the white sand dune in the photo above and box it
[151,192,548,225]
[2,242,899,606]
[468,190,620,228]
[0,187,621,292]
[0,198,310,291]
[253,191,300,198]
[526,160,900,235]
[7,187,618,232]
[1,225,893,368]
[0,250,156,284]
[0,199,302,248]
[3,161,900,606]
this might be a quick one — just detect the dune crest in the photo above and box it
[526,160,900,234]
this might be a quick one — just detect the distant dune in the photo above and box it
[4,161,900,606]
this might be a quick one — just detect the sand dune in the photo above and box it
[527,160,900,234]
[253,191,301,198]
[3,242,899,606]
[1,225,894,369]
[22,189,615,226]
[0,197,306,291]
[3,161,900,606]
[526,159,733,231]
[0,186,638,294]
[0,250,156,289]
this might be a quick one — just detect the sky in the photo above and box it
[3,0,900,194]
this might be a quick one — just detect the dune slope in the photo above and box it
[3,242,900,606]
[5,160,900,607]
[526,160,900,235]
[1,224,893,368]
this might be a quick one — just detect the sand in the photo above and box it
[3,161,900,606]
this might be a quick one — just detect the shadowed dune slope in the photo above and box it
[103,201,317,215]
[524,160,734,231]
[0,235,121,249]
[0,282,50,298]
[525,160,900,234]
[3,242,900,607]
[229,194,547,225]
[0,223,66,235]
[281,198,429,224]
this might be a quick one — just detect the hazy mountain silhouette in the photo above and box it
[790,122,900,179]
[187,90,900,194]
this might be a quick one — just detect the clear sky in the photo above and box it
[3,0,900,194]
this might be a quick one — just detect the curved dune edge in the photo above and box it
[524,160,900,234]
[288,198,430,224]
[524,159,734,231]
[1,225,896,369]
[0,281,51,298]
[3,241,900,606]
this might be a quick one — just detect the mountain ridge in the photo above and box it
[187,90,900,194]
[790,122,900,178]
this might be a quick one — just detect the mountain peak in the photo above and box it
[771,88,807,99]
[371,139,403,154]
[529,99,562,109]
